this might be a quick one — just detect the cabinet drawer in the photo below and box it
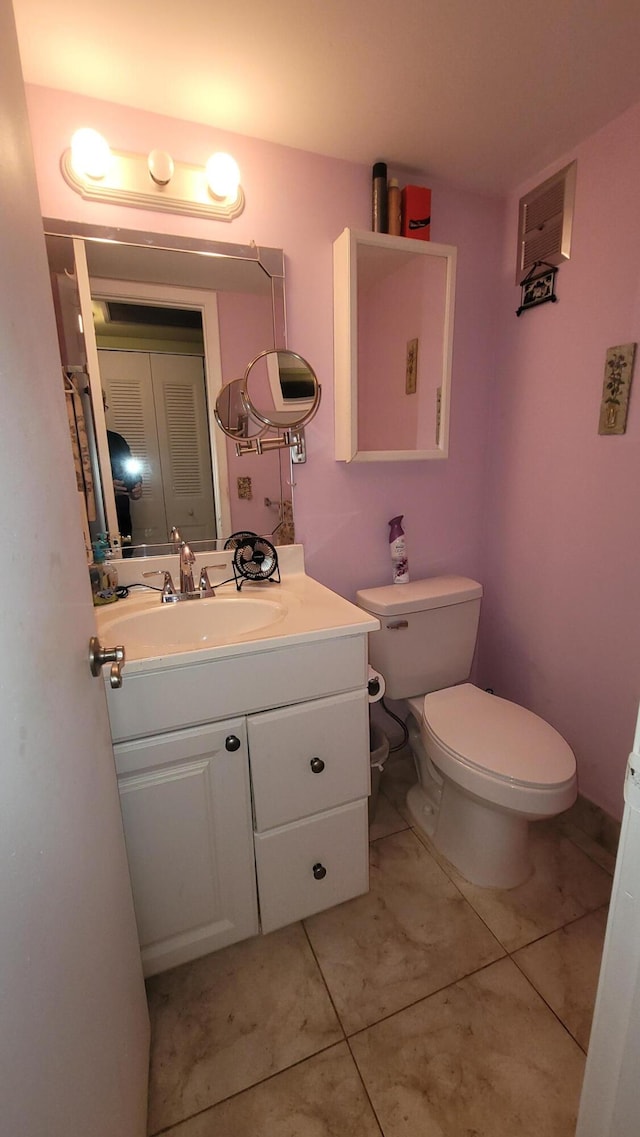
[106,634,368,742]
[248,690,369,831]
[254,800,369,933]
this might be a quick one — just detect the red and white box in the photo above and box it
[401,185,431,241]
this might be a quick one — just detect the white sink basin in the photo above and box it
[102,595,287,657]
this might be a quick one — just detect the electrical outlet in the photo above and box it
[237,476,252,500]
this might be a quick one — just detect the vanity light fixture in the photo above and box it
[62,130,245,221]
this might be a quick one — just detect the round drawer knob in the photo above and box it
[309,756,325,774]
[225,735,241,752]
[312,862,327,880]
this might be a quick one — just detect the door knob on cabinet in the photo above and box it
[88,636,125,688]
[312,862,327,880]
[309,757,325,773]
[225,735,242,752]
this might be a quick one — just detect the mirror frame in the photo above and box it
[44,217,287,550]
[333,227,456,462]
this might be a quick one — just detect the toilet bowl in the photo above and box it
[355,576,578,889]
[405,684,577,888]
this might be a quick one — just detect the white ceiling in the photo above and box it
[12,0,640,195]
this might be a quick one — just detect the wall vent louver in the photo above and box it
[517,160,577,283]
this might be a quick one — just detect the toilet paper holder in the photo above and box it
[367,666,385,702]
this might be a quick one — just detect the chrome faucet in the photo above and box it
[179,541,196,594]
[144,539,226,603]
[170,526,183,551]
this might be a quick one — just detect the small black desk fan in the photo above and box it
[224,532,280,589]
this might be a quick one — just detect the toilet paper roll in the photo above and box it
[367,666,386,703]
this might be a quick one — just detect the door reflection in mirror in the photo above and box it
[99,329,215,549]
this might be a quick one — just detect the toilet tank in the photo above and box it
[355,576,483,700]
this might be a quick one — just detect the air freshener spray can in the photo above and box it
[388,515,409,584]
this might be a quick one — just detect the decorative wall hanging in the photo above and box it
[405,338,418,394]
[598,343,636,435]
[516,260,558,316]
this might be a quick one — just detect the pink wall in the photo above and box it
[478,101,640,818]
[25,85,501,603]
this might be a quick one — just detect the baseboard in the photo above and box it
[565,794,621,859]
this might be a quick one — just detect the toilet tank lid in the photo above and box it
[355,575,483,617]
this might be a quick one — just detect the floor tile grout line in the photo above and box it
[308,890,611,1047]
[562,828,616,876]
[504,901,611,954]
[403,823,512,952]
[406,820,613,953]
[301,918,348,1036]
[345,1035,386,1137]
[369,823,409,844]
[341,954,514,1041]
[147,1038,352,1137]
[508,951,590,1056]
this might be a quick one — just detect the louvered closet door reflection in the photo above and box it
[150,353,217,544]
[99,350,168,545]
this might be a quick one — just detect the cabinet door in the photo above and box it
[115,719,258,976]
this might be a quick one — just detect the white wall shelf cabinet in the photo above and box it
[334,227,457,463]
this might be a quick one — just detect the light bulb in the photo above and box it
[205,152,240,200]
[148,149,174,186]
[70,128,111,180]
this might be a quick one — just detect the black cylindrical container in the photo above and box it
[372,161,388,232]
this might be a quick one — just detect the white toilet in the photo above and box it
[356,576,577,888]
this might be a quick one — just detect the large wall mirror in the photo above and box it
[44,218,294,557]
[333,228,456,462]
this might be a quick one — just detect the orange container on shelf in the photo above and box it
[401,185,431,240]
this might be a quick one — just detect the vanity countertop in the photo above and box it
[95,568,379,676]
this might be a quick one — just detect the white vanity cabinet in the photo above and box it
[106,626,373,976]
[114,717,259,977]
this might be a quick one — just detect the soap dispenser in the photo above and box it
[89,534,119,606]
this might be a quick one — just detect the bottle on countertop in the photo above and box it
[388,515,409,584]
[89,534,119,606]
[372,162,388,233]
[387,178,401,236]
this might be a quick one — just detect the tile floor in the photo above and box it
[145,753,614,1136]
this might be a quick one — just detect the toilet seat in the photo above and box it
[409,683,577,816]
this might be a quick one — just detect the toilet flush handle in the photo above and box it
[387,619,408,630]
